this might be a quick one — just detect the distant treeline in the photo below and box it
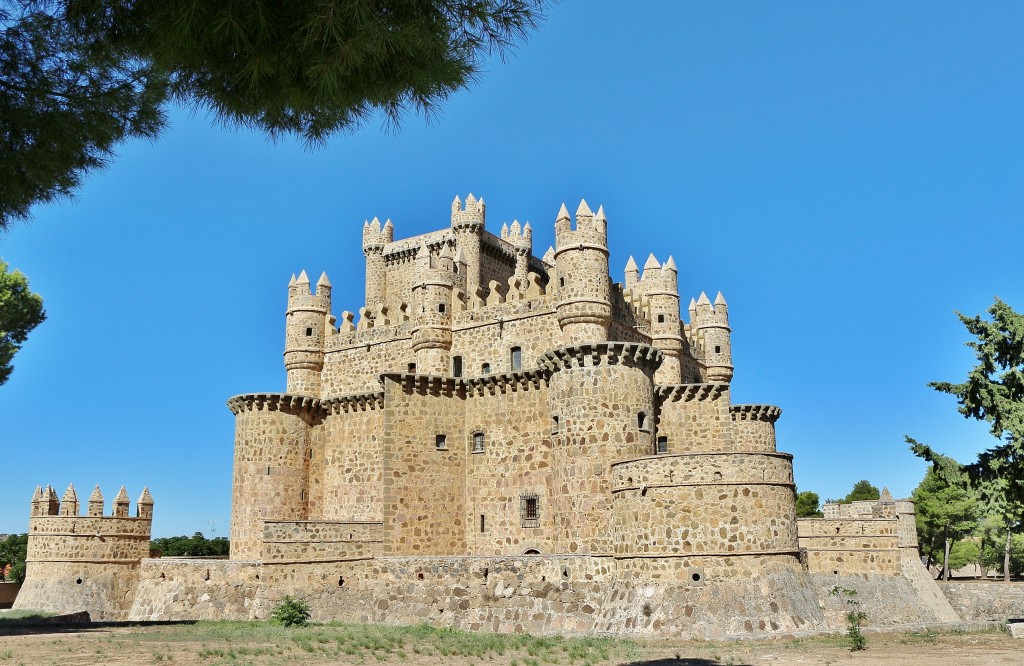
[151,533,229,557]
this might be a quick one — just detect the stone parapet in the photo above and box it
[539,342,663,375]
[730,404,782,422]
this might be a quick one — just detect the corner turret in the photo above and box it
[693,291,733,383]
[641,255,684,384]
[502,219,533,282]
[553,200,612,344]
[451,194,485,299]
[411,241,455,374]
[284,270,333,396]
[362,217,393,307]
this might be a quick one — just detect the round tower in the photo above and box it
[411,241,454,375]
[553,200,612,344]
[362,217,393,307]
[451,194,485,299]
[694,291,733,383]
[227,393,316,560]
[642,254,684,384]
[284,270,332,396]
[541,342,662,555]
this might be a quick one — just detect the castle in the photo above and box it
[15,194,960,635]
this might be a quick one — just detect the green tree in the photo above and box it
[0,533,28,583]
[1,0,546,229]
[151,533,229,557]
[795,490,823,518]
[909,298,1024,582]
[842,480,880,504]
[0,258,46,385]
[911,465,980,580]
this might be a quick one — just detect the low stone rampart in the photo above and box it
[939,581,1024,622]
[128,559,266,621]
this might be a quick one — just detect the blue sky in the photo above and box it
[2,2,1022,537]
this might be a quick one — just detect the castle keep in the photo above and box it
[16,194,959,634]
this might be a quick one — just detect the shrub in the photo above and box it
[271,595,311,627]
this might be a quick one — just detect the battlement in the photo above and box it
[500,220,533,251]
[539,342,663,374]
[30,484,153,520]
[691,291,729,329]
[730,404,782,423]
[636,254,678,295]
[362,217,394,251]
[287,270,332,311]
[451,193,486,229]
[553,200,608,253]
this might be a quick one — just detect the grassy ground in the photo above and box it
[0,618,1018,666]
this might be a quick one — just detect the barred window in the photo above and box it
[520,494,540,528]
[472,432,485,453]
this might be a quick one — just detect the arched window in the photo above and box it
[510,346,522,371]
[638,412,648,430]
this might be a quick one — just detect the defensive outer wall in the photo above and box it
[16,194,964,636]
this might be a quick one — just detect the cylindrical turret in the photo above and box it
[694,291,733,383]
[542,342,662,555]
[227,393,316,560]
[642,254,684,384]
[284,270,332,396]
[362,217,393,307]
[451,194,485,299]
[411,241,454,375]
[554,200,612,344]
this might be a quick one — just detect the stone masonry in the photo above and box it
[18,194,960,636]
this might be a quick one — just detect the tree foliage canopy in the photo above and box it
[151,532,229,557]
[842,480,880,504]
[795,490,823,518]
[909,298,1024,581]
[0,258,46,385]
[0,533,28,583]
[0,0,546,229]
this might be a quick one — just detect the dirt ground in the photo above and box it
[0,621,1019,666]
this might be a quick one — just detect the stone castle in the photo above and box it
[16,194,960,635]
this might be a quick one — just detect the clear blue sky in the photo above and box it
[2,2,1022,537]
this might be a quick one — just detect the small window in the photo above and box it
[656,436,668,454]
[452,356,463,377]
[715,345,722,354]
[482,363,491,374]
[436,434,447,450]
[657,314,665,323]
[559,277,565,287]
[438,303,446,313]
[521,494,540,528]
[480,515,486,533]
[408,363,416,373]
[638,412,648,430]
[305,327,313,336]
[551,415,560,433]
[472,432,485,453]
[510,346,522,372]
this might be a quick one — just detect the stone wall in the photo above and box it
[312,395,386,522]
[381,375,467,556]
[228,394,317,560]
[463,376,554,556]
[656,385,733,453]
[940,581,1024,622]
[127,555,831,639]
[611,452,798,557]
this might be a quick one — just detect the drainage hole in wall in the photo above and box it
[338,576,345,587]
[417,573,424,580]
[691,572,702,583]
[75,578,83,585]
